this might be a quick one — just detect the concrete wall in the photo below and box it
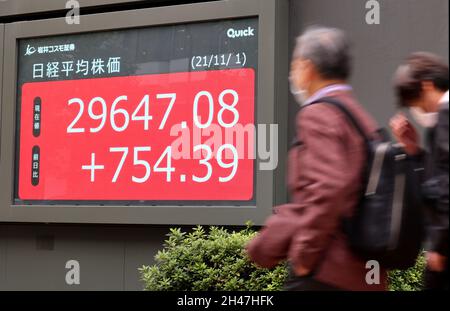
[0,224,170,290]
[0,0,448,290]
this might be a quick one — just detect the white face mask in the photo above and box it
[289,76,309,105]
[410,107,439,128]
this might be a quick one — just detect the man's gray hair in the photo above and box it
[293,26,352,80]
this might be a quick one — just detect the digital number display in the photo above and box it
[15,18,258,203]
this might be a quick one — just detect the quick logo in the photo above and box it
[227,27,255,39]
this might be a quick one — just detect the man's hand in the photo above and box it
[294,265,312,277]
[390,113,420,156]
[426,251,447,272]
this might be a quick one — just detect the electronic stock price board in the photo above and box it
[16,18,257,204]
[0,0,288,224]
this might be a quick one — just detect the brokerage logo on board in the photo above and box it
[227,27,256,39]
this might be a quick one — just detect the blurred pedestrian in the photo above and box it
[391,52,449,290]
[246,26,387,291]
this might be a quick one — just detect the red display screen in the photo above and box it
[18,69,255,201]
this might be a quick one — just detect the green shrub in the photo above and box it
[139,225,288,291]
[388,252,426,291]
[140,225,425,291]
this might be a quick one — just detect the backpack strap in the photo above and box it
[306,98,394,197]
[305,96,371,145]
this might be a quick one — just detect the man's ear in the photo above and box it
[421,80,442,112]
[291,58,302,71]
[421,80,435,93]
[304,59,316,81]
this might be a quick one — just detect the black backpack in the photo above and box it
[307,97,424,270]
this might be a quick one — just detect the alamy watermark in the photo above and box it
[365,0,381,25]
[66,0,80,25]
[65,259,81,285]
[365,260,381,285]
[165,120,279,171]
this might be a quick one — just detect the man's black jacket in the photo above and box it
[423,101,449,256]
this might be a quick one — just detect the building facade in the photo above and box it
[0,0,448,290]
